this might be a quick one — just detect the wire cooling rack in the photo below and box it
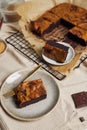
[5,31,66,80]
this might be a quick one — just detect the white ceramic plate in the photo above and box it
[42,42,75,65]
[0,68,60,121]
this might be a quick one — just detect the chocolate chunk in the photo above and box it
[79,117,85,122]
[71,92,87,108]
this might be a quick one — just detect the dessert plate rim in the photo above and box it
[0,68,60,121]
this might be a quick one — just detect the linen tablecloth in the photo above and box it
[0,24,87,130]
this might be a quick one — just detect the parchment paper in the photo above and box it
[16,0,87,75]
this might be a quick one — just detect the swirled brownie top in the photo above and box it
[31,3,87,45]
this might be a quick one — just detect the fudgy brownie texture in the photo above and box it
[31,3,87,45]
[15,79,47,108]
[69,26,87,46]
[43,40,69,63]
[71,91,87,108]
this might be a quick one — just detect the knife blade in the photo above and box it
[3,64,41,98]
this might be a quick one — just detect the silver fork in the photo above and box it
[73,54,87,70]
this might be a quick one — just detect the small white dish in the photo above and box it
[0,68,60,121]
[42,42,75,66]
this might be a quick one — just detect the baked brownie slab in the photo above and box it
[31,3,87,45]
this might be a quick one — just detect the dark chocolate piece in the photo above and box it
[71,92,87,108]
[79,117,85,122]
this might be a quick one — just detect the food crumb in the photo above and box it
[79,117,85,122]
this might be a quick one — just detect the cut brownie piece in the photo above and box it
[31,18,52,35]
[15,79,47,108]
[43,40,69,63]
[69,26,87,46]
[71,92,87,108]
[42,11,59,23]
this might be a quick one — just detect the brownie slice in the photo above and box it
[71,91,87,108]
[69,26,87,46]
[42,11,59,23]
[43,40,69,63]
[31,18,52,35]
[15,79,47,108]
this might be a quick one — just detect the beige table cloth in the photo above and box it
[0,0,87,129]
[0,23,87,130]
